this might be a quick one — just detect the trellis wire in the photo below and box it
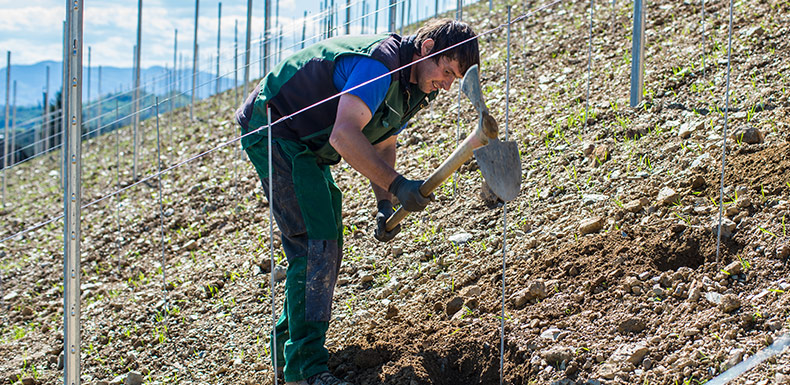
[715,0,735,264]
[1,0,564,246]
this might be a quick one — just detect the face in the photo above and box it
[412,39,464,94]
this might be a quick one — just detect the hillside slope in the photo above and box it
[1,0,789,384]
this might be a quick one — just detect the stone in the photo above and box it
[446,297,464,316]
[624,198,649,213]
[723,261,742,276]
[719,294,741,313]
[732,126,764,144]
[687,286,702,302]
[705,291,723,305]
[714,217,737,238]
[617,318,646,334]
[776,244,790,259]
[360,273,374,283]
[272,265,287,282]
[590,145,611,166]
[690,176,706,190]
[460,285,482,298]
[579,217,604,235]
[3,291,19,301]
[582,194,609,205]
[657,187,679,206]
[540,327,563,341]
[609,343,649,366]
[385,304,398,320]
[183,239,198,251]
[541,346,574,366]
[742,26,764,38]
[721,348,745,371]
[19,377,36,385]
[124,371,144,385]
[448,232,473,245]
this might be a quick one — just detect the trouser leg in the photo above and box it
[246,139,340,382]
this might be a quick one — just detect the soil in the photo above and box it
[1,0,790,384]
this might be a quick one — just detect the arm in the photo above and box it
[371,135,397,202]
[329,93,400,191]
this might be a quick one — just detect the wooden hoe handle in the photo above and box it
[385,113,498,232]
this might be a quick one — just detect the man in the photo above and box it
[235,18,479,385]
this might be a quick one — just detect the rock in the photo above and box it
[163,208,175,217]
[721,348,745,371]
[590,145,611,166]
[579,217,604,235]
[3,291,19,301]
[719,294,741,313]
[617,318,646,334]
[19,377,36,385]
[183,239,198,251]
[582,194,608,205]
[390,246,403,257]
[385,304,398,319]
[448,232,473,245]
[714,217,737,238]
[360,273,374,283]
[690,175,706,190]
[597,363,619,380]
[541,346,574,366]
[273,265,287,282]
[690,155,709,170]
[678,121,703,138]
[525,280,548,300]
[623,198,649,213]
[540,327,563,340]
[683,327,701,337]
[609,343,649,366]
[460,285,482,298]
[742,25,764,38]
[705,291,723,305]
[724,261,742,276]
[124,371,144,385]
[657,187,679,206]
[687,286,702,302]
[446,297,464,316]
[776,244,790,259]
[732,126,764,144]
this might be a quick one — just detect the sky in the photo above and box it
[0,0,441,69]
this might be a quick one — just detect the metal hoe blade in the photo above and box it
[474,138,521,202]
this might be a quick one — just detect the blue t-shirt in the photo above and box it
[333,55,398,127]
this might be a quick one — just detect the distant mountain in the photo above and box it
[0,60,236,108]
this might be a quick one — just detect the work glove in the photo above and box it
[387,175,433,212]
[374,200,400,242]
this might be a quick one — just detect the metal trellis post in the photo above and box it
[389,0,396,32]
[2,51,9,209]
[191,0,200,120]
[584,0,593,132]
[63,1,84,384]
[134,0,143,179]
[244,0,253,97]
[629,0,645,107]
[217,2,222,95]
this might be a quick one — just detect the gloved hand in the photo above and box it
[374,200,400,242]
[387,175,433,212]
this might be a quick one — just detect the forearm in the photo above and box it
[371,136,397,202]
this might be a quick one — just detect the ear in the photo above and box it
[420,39,435,57]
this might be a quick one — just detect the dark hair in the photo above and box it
[414,18,480,75]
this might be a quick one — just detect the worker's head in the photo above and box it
[411,18,479,94]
